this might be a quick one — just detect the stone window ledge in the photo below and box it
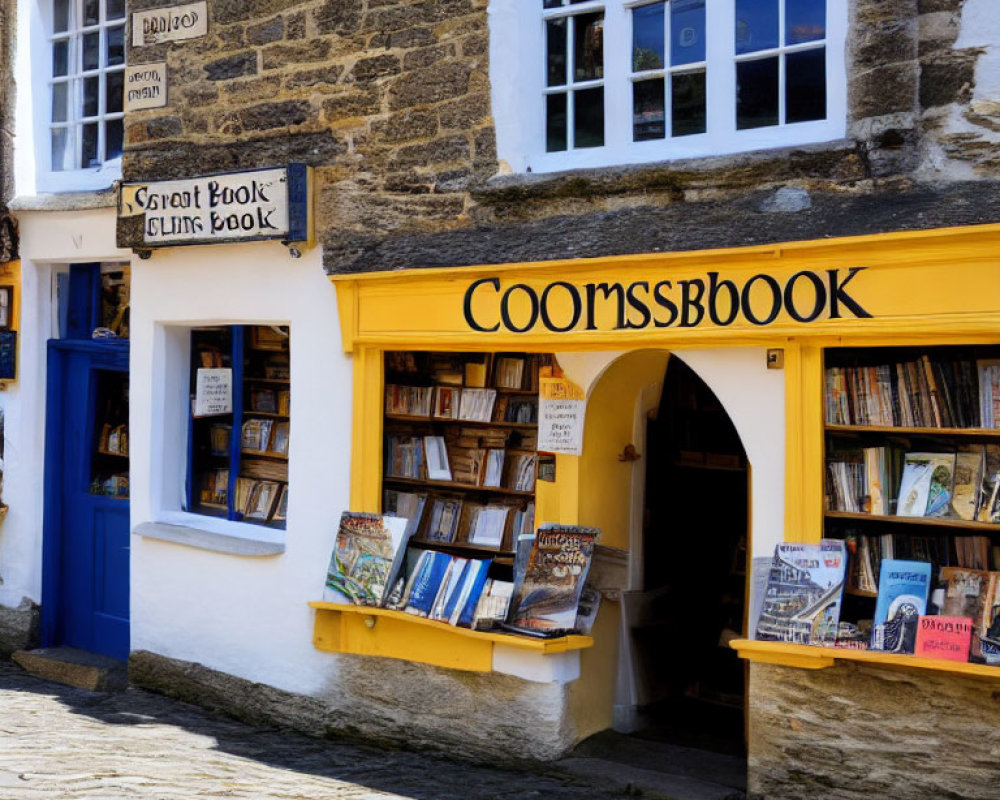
[731,638,1000,681]
[133,521,285,557]
[10,189,117,213]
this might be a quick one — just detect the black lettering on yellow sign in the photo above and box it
[463,268,872,333]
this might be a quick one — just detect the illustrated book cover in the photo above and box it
[913,616,973,662]
[896,452,956,518]
[871,559,932,653]
[754,540,847,645]
[324,512,410,607]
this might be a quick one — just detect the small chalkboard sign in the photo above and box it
[0,330,15,379]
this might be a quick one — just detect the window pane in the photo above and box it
[786,0,825,45]
[736,56,778,129]
[83,76,99,116]
[735,0,778,54]
[53,0,70,34]
[52,83,69,122]
[52,128,72,171]
[543,0,562,7]
[84,0,99,26]
[633,3,664,72]
[83,32,100,71]
[574,13,604,82]
[574,86,604,148]
[671,0,705,66]
[53,40,69,77]
[547,18,567,87]
[786,48,826,122]
[106,0,126,21]
[106,119,123,160]
[81,122,98,167]
[633,78,665,141]
[106,71,124,113]
[546,93,567,152]
[107,25,124,67]
[672,71,706,136]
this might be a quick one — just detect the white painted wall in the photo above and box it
[128,241,352,694]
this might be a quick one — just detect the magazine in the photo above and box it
[324,512,410,607]
[871,559,932,653]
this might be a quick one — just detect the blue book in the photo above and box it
[871,559,933,653]
[453,559,492,628]
[440,560,473,622]
[404,551,453,617]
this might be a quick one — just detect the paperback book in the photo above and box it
[871,559,932,653]
[324,512,410,607]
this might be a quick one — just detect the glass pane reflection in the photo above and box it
[786,48,826,122]
[574,87,605,148]
[547,19,567,87]
[672,71,706,136]
[52,40,69,77]
[546,93,567,152]
[83,76,99,117]
[574,12,604,82]
[671,0,705,66]
[53,0,69,34]
[106,71,124,113]
[107,25,125,67]
[81,122,99,168]
[735,0,778,54]
[106,119,124,160]
[52,128,72,172]
[52,83,69,122]
[633,4,664,72]
[83,32,100,71]
[736,56,778,129]
[633,78,665,141]
[786,0,825,45]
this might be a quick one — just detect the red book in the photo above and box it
[914,616,973,662]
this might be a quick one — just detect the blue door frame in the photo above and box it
[41,338,130,660]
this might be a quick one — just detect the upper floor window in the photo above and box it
[44,0,125,191]
[492,0,846,174]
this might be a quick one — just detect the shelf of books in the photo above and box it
[381,351,548,567]
[189,325,290,528]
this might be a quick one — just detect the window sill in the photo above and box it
[133,521,285,557]
[730,638,1000,681]
[309,601,593,673]
[9,189,118,213]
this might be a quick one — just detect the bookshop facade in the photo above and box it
[326,221,1000,795]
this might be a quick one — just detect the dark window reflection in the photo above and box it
[546,93,567,152]
[633,3,664,72]
[106,71,124,113]
[737,56,778,129]
[786,0,825,45]
[106,0,126,20]
[107,25,125,67]
[52,83,68,123]
[786,48,826,122]
[53,0,69,33]
[53,40,69,77]
[574,87,605,148]
[547,18,567,87]
[574,13,604,81]
[84,0,99,26]
[672,71,706,136]
[671,0,705,66]
[543,0,562,8]
[83,32,100,71]
[81,123,99,168]
[633,78,665,141]
[106,119,124,160]
[83,76,99,117]
[735,0,778,54]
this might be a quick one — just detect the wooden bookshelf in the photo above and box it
[827,424,1000,438]
[825,509,1000,531]
[385,414,537,430]
[385,476,534,497]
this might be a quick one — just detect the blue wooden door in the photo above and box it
[42,339,130,660]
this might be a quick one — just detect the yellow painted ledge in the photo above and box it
[309,601,594,673]
[731,638,1000,681]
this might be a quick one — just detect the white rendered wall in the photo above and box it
[128,241,353,696]
[0,207,129,611]
[559,347,786,561]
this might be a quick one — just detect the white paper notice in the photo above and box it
[194,368,232,417]
[537,375,586,456]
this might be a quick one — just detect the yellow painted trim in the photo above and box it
[310,602,593,672]
[731,639,1000,680]
[784,343,825,543]
[350,345,383,512]
[0,259,21,385]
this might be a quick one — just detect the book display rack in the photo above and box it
[823,344,1000,600]
[189,325,289,527]
[382,351,551,567]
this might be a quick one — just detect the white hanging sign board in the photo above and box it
[132,2,208,47]
[537,375,586,456]
[194,368,232,417]
[124,63,167,112]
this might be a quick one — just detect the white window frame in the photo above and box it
[34,0,125,193]
[490,0,847,174]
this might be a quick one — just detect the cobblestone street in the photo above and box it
[0,662,630,800]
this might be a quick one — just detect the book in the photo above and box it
[482,448,505,488]
[754,540,847,645]
[403,550,454,617]
[473,579,514,630]
[896,452,955,518]
[914,616,974,662]
[451,558,492,627]
[430,557,468,621]
[424,435,452,481]
[508,523,598,634]
[382,489,428,539]
[433,386,460,419]
[424,496,462,542]
[465,504,509,547]
[272,484,288,521]
[269,421,290,455]
[324,512,410,607]
[952,447,985,521]
[871,559,932,653]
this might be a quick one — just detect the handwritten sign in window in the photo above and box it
[538,375,586,456]
[194,368,232,417]
[914,615,973,662]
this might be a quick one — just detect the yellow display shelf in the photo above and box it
[309,601,594,672]
[730,638,1000,680]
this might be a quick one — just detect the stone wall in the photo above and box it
[747,661,1000,800]
[0,0,14,204]
[129,649,576,763]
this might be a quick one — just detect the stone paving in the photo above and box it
[0,661,634,800]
